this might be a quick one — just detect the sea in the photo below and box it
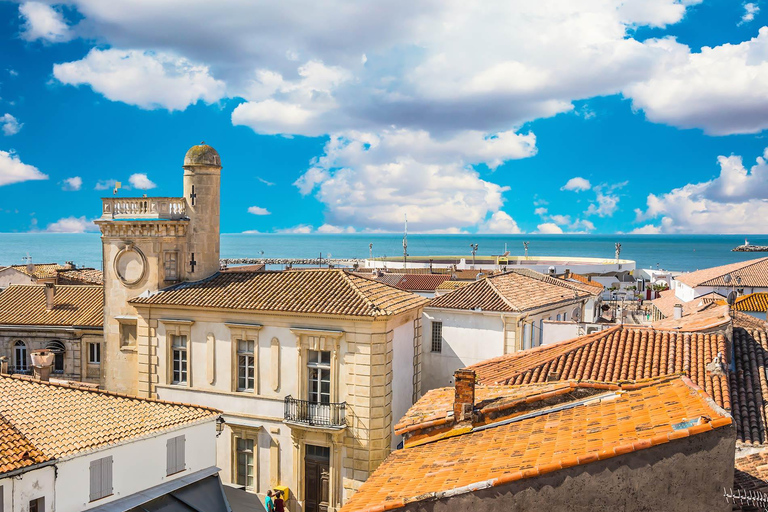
[1,233,767,273]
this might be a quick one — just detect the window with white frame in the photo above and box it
[88,342,101,364]
[431,321,443,353]
[13,340,27,372]
[166,435,186,475]
[171,335,188,384]
[307,350,331,404]
[235,437,255,490]
[89,456,113,502]
[237,340,255,391]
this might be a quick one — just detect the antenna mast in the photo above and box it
[403,214,408,269]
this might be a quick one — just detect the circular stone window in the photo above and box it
[114,244,147,286]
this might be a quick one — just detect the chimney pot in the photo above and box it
[453,368,476,422]
[673,303,683,320]
[0,356,8,375]
[30,349,54,382]
[44,283,56,311]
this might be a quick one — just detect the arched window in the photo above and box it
[46,341,66,373]
[13,340,27,373]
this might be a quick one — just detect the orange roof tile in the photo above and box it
[55,268,103,285]
[130,269,428,317]
[435,280,470,291]
[429,269,596,313]
[650,289,715,318]
[719,292,768,313]
[0,284,103,327]
[468,326,730,415]
[394,274,452,292]
[675,257,768,288]
[735,449,768,494]
[564,272,604,291]
[651,304,731,331]
[10,263,65,280]
[341,376,732,512]
[0,413,51,475]
[0,374,219,461]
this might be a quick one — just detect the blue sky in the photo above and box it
[1,0,768,234]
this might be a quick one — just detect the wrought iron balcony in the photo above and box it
[284,396,346,429]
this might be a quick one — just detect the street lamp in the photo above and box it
[469,244,478,269]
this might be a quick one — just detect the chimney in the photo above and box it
[673,303,683,319]
[44,283,56,311]
[30,349,54,382]
[64,261,75,270]
[453,369,476,422]
[0,356,8,375]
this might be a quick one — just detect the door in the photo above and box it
[304,445,330,512]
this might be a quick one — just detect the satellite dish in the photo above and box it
[572,307,582,321]
[724,274,732,285]
[727,291,737,306]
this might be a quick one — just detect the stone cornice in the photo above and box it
[95,219,189,238]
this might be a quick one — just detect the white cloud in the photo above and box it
[585,184,622,217]
[128,173,156,190]
[549,214,572,226]
[317,224,355,233]
[257,177,275,186]
[570,219,596,232]
[536,222,564,234]
[276,224,313,234]
[741,3,760,24]
[561,177,592,192]
[1,114,22,136]
[630,224,662,234]
[625,29,768,135]
[634,147,768,233]
[62,176,82,191]
[0,150,48,187]
[44,216,97,233]
[478,211,522,234]
[94,179,118,191]
[53,49,226,111]
[247,206,271,215]
[534,207,548,216]
[19,2,71,43]
[293,129,532,232]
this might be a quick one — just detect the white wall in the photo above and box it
[391,319,415,449]
[0,466,55,512]
[0,268,34,290]
[422,309,504,392]
[541,321,580,345]
[55,421,216,512]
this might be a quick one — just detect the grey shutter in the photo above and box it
[176,435,186,473]
[89,458,102,501]
[101,456,113,498]
[167,437,177,474]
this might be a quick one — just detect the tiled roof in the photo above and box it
[222,263,266,272]
[395,274,452,292]
[732,311,768,330]
[341,376,732,512]
[650,289,715,318]
[10,263,64,280]
[651,304,730,331]
[0,374,219,461]
[566,272,604,291]
[735,449,768,494]
[0,413,50,475]
[675,257,768,288]
[429,269,596,313]
[468,326,729,413]
[719,292,768,313]
[130,269,428,317]
[0,284,103,327]
[435,280,470,291]
[56,268,104,285]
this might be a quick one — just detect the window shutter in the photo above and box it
[167,437,177,474]
[101,456,113,498]
[176,435,186,473]
[89,459,102,501]
[1,484,4,512]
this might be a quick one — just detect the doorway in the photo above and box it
[304,444,330,512]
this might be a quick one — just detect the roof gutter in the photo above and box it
[0,459,57,479]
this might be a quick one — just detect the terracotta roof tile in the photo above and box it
[341,376,732,512]
[675,257,768,288]
[55,268,103,285]
[650,289,715,318]
[394,274,452,292]
[429,269,596,313]
[651,304,731,331]
[0,284,103,327]
[130,269,428,317]
[720,292,768,313]
[10,263,65,280]
[735,449,768,495]
[436,280,470,291]
[0,374,219,461]
[0,413,51,475]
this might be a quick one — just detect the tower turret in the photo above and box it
[182,143,221,279]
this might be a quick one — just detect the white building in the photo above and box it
[422,269,600,391]
[673,257,768,302]
[0,368,227,512]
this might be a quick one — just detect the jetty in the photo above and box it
[732,239,768,252]
[221,257,363,267]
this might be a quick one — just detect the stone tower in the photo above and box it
[182,143,221,279]
[96,143,222,395]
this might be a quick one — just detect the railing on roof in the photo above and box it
[284,396,346,429]
[101,197,187,220]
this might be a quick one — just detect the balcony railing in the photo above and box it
[101,197,187,220]
[284,396,346,429]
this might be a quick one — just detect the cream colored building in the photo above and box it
[96,144,428,512]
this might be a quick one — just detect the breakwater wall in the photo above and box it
[732,245,768,252]
[221,257,364,266]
